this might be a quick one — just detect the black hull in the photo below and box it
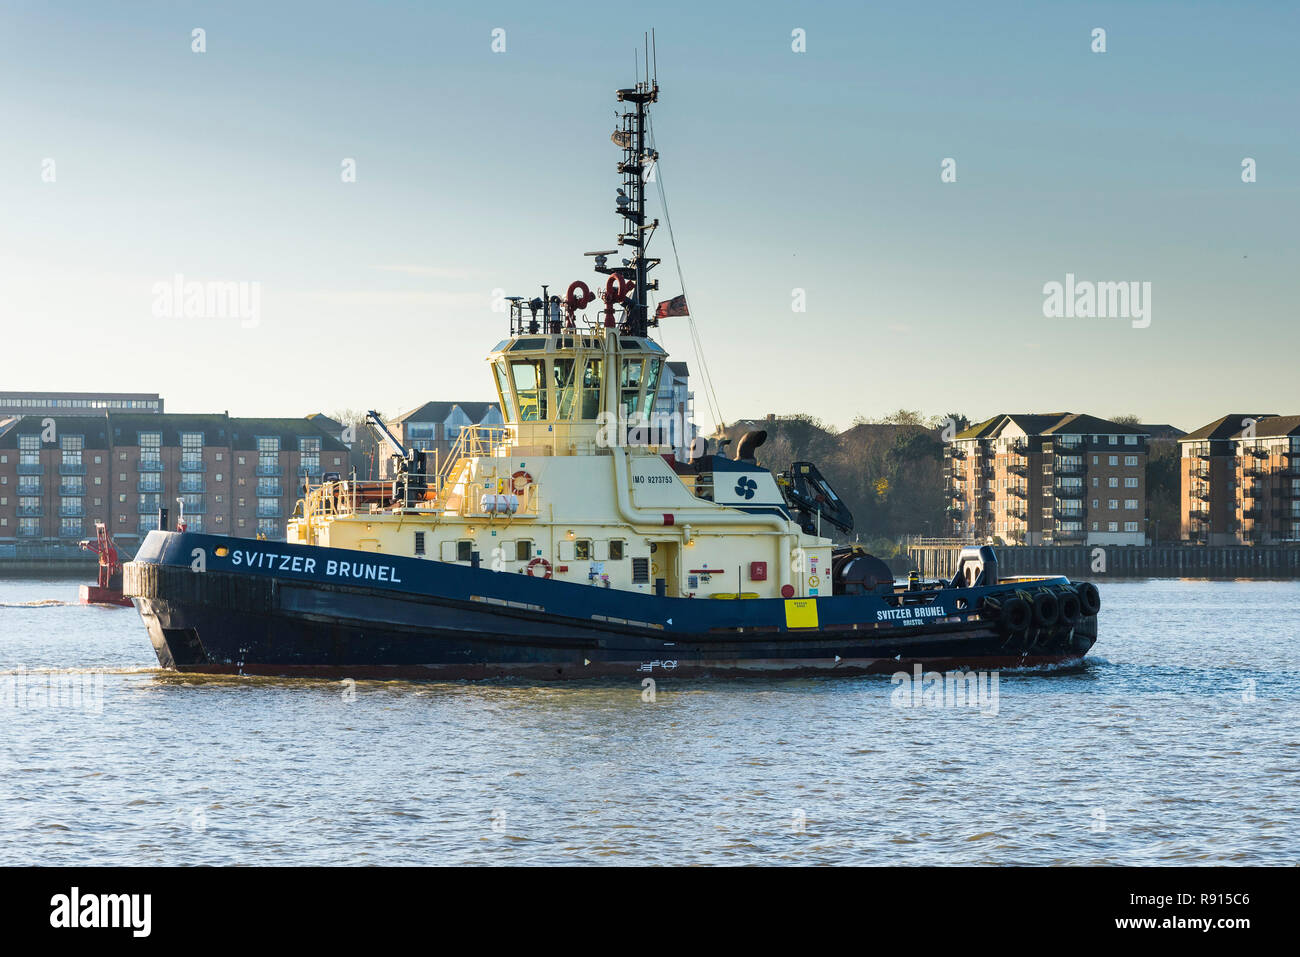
[126,533,1098,681]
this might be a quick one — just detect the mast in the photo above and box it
[600,58,660,337]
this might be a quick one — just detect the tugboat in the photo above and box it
[123,75,1100,679]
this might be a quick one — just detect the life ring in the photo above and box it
[526,557,552,579]
[511,470,534,495]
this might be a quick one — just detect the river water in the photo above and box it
[1,577,1296,865]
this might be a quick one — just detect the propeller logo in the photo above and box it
[735,476,758,500]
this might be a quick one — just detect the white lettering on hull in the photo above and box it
[230,550,399,584]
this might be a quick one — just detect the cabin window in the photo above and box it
[620,358,644,416]
[494,361,517,422]
[515,539,533,561]
[642,358,662,409]
[574,539,592,560]
[609,539,625,561]
[580,358,603,420]
[552,358,578,420]
[457,540,473,562]
[414,531,425,556]
[510,360,546,421]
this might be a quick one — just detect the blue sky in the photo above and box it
[1,1,1296,431]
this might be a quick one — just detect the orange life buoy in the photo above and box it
[526,557,552,579]
[510,470,533,495]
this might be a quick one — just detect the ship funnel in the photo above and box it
[735,430,768,462]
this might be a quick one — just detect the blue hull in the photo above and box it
[123,532,1097,679]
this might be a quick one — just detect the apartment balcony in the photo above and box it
[1008,486,1027,499]
[1053,527,1087,542]
[16,526,42,538]
[1243,505,1263,519]
[1054,506,1085,520]
[255,485,283,498]
[1188,507,1210,522]
[1054,485,1086,499]
[1010,441,1029,455]
[299,464,323,477]
[58,484,85,497]
[256,463,284,477]
[16,463,43,476]
[137,502,161,514]
[256,505,283,518]
[1007,507,1027,520]
[59,504,85,518]
[16,505,43,517]
[138,459,164,472]
[944,447,966,460]
[16,484,42,497]
[137,479,163,493]
[1008,464,1028,477]
[1242,465,1266,478]
[178,478,206,494]
[978,488,995,499]
[58,463,86,476]
[947,488,965,501]
[1192,488,1212,501]
[1191,465,1210,481]
[179,502,207,515]
[1053,463,1086,476]
[179,460,206,473]
[1241,484,1263,499]
[979,466,996,479]
[950,471,967,482]
[1246,447,1270,458]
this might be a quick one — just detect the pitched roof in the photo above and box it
[394,400,500,424]
[1043,413,1148,436]
[955,412,1148,441]
[1180,413,1276,442]
[1233,414,1300,439]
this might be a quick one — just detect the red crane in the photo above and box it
[78,521,132,607]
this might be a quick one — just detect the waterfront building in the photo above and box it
[1180,413,1300,544]
[947,413,1150,546]
[0,413,348,547]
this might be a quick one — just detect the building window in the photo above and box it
[1125,499,1138,510]
[1108,521,1118,532]
[19,434,40,464]
[1108,477,1118,488]
[299,436,321,474]
[1108,499,1119,510]
[1125,434,1138,445]
[1091,522,1098,531]
[256,518,279,538]
[1125,477,1138,488]
[139,432,162,467]
[1108,455,1118,466]
[1124,521,1139,532]
[1124,455,1138,466]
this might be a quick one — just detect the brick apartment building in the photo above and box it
[0,413,349,549]
[1180,413,1300,545]
[946,413,1150,546]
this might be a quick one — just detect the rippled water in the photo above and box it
[1,576,1297,865]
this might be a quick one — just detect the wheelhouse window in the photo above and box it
[510,359,547,421]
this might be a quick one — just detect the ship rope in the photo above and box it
[647,112,726,438]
